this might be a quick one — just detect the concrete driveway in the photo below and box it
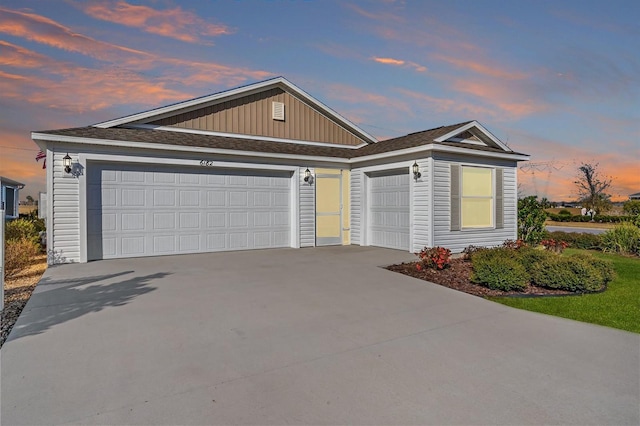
[2,246,638,425]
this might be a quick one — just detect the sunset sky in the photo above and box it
[1,0,638,202]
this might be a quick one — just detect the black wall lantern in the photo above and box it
[412,161,421,180]
[304,168,312,183]
[63,153,72,174]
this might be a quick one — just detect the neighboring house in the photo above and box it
[629,192,640,201]
[32,77,529,264]
[0,177,24,219]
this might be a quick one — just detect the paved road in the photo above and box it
[547,225,608,234]
[2,246,638,425]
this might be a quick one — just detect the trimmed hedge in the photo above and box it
[544,231,602,250]
[471,248,528,291]
[530,254,613,292]
[547,213,635,223]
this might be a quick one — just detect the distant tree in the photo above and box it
[574,163,612,215]
[26,195,34,205]
[623,200,640,216]
[518,196,547,245]
[539,197,552,209]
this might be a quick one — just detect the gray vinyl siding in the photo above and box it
[299,167,315,247]
[412,158,430,253]
[433,156,517,253]
[150,88,365,146]
[350,169,363,245]
[50,150,81,263]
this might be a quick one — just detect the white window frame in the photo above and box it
[460,165,495,230]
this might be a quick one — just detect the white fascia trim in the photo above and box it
[32,132,530,165]
[128,124,368,149]
[31,132,352,164]
[434,120,512,152]
[92,77,378,144]
[351,144,529,163]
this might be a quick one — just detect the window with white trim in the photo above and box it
[461,166,493,228]
[451,164,504,231]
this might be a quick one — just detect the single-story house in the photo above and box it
[1,176,24,219]
[32,77,529,264]
[629,192,640,201]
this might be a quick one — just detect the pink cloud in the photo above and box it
[325,83,412,114]
[76,1,233,44]
[372,56,427,72]
[433,54,528,80]
[0,6,149,61]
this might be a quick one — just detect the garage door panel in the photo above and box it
[87,163,291,260]
[369,171,410,251]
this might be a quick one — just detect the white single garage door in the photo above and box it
[369,170,410,251]
[87,163,291,260]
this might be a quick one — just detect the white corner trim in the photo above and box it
[128,124,368,149]
[434,121,512,152]
[92,77,378,144]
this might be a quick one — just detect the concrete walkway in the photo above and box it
[2,246,638,425]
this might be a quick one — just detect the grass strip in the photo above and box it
[490,249,640,333]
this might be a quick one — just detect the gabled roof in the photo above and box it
[32,120,528,162]
[93,77,378,145]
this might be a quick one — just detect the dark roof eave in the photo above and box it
[32,124,529,161]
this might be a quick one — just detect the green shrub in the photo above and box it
[546,213,635,223]
[600,222,640,255]
[517,247,555,275]
[518,196,547,245]
[623,200,640,215]
[5,218,39,244]
[569,253,616,283]
[4,237,40,279]
[530,255,608,292]
[558,209,572,215]
[545,231,602,250]
[471,249,528,291]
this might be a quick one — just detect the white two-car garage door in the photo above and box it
[87,163,291,260]
[369,170,410,251]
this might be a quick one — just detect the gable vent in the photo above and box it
[272,101,285,121]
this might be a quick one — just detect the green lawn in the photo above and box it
[490,249,640,333]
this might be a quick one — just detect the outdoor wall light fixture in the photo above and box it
[63,153,72,174]
[412,161,422,180]
[304,168,313,184]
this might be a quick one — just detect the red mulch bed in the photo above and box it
[386,258,575,298]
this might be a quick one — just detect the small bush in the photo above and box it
[4,238,40,279]
[530,255,608,292]
[540,239,569,253]
[558,209,572,215]
[517,247,556,275]
[462,245,485,261]
[471,249,528,291]
[569,253,616,284]
[600,222,640,255]
[5,218,40,245]
[545,231,602,250]
[417,246,451,270]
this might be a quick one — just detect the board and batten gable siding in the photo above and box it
[150,88,365,146]
[349,169,363,245]
[51,149,81,263]
[432,155,517,253]
[411,158,431,253]
[299,167,315,247]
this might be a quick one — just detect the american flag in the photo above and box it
[36,150,46,169]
